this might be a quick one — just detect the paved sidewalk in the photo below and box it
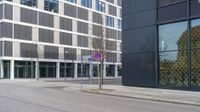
[63,84,200,106]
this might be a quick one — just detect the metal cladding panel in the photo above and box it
[122,0,157,87]
[130,0,157,14]
[191,0,200,18]
[122,26,157,87]
[130,9,156,29]
[158,1,187,23]
[122,53,156,87]
[123,26,157,53]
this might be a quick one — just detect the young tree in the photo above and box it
[92,15,106,90]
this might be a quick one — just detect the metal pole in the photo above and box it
[81,56,83,89]
[187,0,191,88]
[64,59,67,80]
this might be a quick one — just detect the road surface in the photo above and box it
[0,81,199,112]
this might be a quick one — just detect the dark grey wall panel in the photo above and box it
[20,43,37,58]
[60,17,72,31]
[44,45,58,59]
[130,9,156,29]
[64,3,76,17]
[4,4,13,20]
[77,35,88,47]
[130,0,156,14]
[39,28,54,43]
[93,12,102,24]
[78,7,88,20]
[123,26,157,53]
[64,48,76,60]
[106,28,117,39]
[108,5,117,16]
[39,12,54,27]
[158,1,187,23]
[77,21,88,34]
[4,41,12,56]
[0,4,3,19]
[122,16,130,30]
[122,53,156,87]
[60,32,72,45]
[0,41,2,56]
[122,0,157,87]
[21,8,37,24]
[0,22,13,38]
[14,24,32,40]
[122,0,130,16]
[191,0,200,18]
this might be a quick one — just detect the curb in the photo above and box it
[83,90,200,107]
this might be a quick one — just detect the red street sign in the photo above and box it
[93,52,102,61]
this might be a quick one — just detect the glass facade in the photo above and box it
[2,60,10,79]
[191,18,200,87]
[15,61,35,78]
[96,0,105,12]
[159,21,188,87]
[78,63,90,77]
[81,0,92,8]
[21,0,37,7]
[60,63,74,78]
[106,65,115,77]
[159,18,200,88]
[44,0,59,13]
[39,62,56,78]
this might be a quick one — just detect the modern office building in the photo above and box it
[0,0,122,79]
[122,0,200,89]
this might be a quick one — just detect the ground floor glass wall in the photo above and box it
[106,65,115,77]
[1,60,10,79]
[39,62,56,78]
[60,63,74,78]
[15,61,35,78]
[78,63,89,77]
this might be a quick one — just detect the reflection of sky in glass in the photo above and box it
[159,21,187,61]
[192,18,200,27]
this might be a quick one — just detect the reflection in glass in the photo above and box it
[191,19,200,87]
[159,21,188,87]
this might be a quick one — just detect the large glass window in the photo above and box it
[15,61,35,79]
[78,63,90,77]
[106,16,114,27]
[66,0,76,3]
[159,21,188,87]
[81,0,92,8]
[96,0,105,12]
[60,63,74,78]
[44,0,59,13]
[191,18,200,87]
[39,62,56,78]
[21,0,37,7]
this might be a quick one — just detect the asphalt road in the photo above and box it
[0,81,200,112]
